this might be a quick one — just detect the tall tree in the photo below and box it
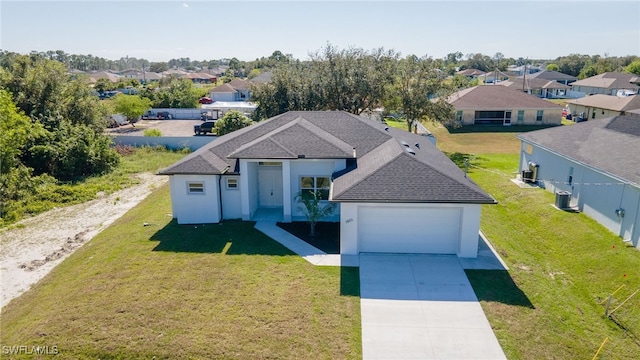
[395,55,454,131]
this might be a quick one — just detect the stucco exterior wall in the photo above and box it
[169,175,220,224]
[290,159,343,221]
[221,175,242,219]
[567,104,621,121]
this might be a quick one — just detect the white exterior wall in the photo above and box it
[519,141,640,248]
[240,161,259,220]
[211,92,235,102]
[290,159,343,222]
[221,176,242,219]
[169,175,220,224]
[339,202,483,257]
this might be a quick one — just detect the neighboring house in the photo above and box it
[568,72,640,98]
[566,94,640,121]
[120,69,140,79]
[88,70,121,83]
[522,70,577,85]
[507,64,543,75]
[159,111,496,258]
[480,70,510,83]
[500,77,571,99]
[446,85,563,126]
[456,68,486,79]
[517,113,640,249]
[135,71,162,84]
[184,72,217,83]
[209,79,251,102]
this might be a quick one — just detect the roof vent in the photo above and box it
[384,126,389,131]
[415,143,420,149]
[401,140,410,147]
[405,147,416,155]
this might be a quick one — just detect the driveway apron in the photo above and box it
[359,254,506,359]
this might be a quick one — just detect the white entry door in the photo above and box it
[258,166,283,207]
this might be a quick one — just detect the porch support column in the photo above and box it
[282,160,292,222]
[240,159,251,220]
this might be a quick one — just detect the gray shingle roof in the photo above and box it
[446,85,564,109]
[524,70,577,82]
[517,113,640,186]
[160,111,496,204]
[567,94,640,112]
[570,72,640,90]
[501,78,571,90]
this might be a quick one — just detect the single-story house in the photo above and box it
[500,77,571,99]
[568,72,640,98]
[456,68,486,79]
[209,79,251,102]
[201,101,257,118]
[517,113,640,249]
[446,85,563,126]
[522,70,577,85]
[566,94,640,121]
[480,70,510,84]
[159,111,496,257]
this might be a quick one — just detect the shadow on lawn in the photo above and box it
[150,219,293,256]
[466,270,535,308]
[277,222,340,254]
[340,266,360,297]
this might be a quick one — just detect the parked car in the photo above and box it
[199,97,213,104]
[194,120,216,135]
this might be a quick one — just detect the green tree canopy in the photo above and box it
[215,110,253,136]
[150,78,200,108]
[625,59,640,75]
[113,94,152,123]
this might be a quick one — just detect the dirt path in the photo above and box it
[0,173,167,310]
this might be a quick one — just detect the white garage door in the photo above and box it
[358,206,461,254]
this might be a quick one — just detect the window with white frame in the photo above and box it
[536,110,544,121]
[517,110,524,123]
[187,182,204,194]
[300,176,330,200]
[455,111,463,122]
[226,178,238,190]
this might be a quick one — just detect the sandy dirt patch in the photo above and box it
[0,173,167,310]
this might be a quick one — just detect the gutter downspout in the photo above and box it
[218,166,230,223]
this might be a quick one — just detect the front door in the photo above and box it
[504,111,512,126]
[258,166,283,207]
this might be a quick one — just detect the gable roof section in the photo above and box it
[571,72,640,90]
[332,128,495,203]
[210,83,237,93]
[517,113,640,186]
[446,85,563,109]
[229,117,354,159]
[159,111,391,175]
[567,94,640,112]
[525,70,577,82]
[456,68,485,76]
[501,78,570,90]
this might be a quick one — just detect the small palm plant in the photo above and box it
[296,190,336,237]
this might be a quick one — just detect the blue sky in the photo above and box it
[1,1,638,62]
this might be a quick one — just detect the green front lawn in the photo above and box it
[0,185,361,359]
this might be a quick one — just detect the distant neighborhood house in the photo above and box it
[566,94,640,121]
[446,85,563,126]
[568,72,640,98]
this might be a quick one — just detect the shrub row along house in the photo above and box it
[160,111,496,257]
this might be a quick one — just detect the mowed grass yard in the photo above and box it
[417,121,640,359]
[0,185,361,359]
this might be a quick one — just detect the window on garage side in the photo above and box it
[300,176,330,200]
[536,110,544,121]
[187,182,204,194]
[517,110,524,123]
[226,178,238,190]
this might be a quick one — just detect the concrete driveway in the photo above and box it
[360,254,506,359]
